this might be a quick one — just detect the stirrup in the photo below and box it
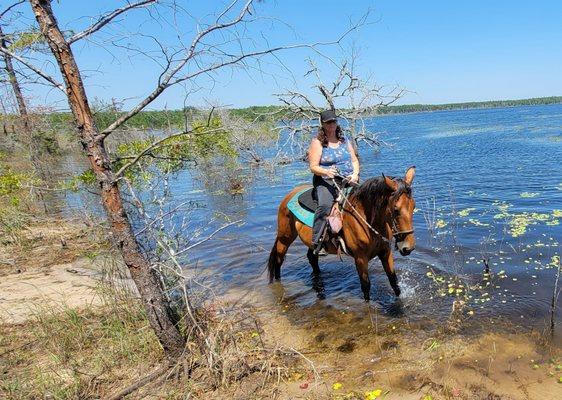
[312,241,326,256]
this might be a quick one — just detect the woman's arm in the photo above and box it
[347,140,360,182]
[309,138,336,178]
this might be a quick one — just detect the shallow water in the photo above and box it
[69,104,562,336]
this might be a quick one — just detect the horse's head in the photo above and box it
[384,166,416,256]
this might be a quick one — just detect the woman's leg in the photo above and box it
[312,181,336,252]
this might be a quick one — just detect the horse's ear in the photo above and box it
[404,166,416,185]
[383,173,398,191]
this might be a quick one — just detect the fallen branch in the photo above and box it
[106,363,171,400]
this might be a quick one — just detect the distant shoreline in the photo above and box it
[374,96,562,115]
[230,96,562,118]
[14,96,561,131]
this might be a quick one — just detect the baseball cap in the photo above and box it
[320,109,337,123]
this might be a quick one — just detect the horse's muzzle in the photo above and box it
[397,244,415,256]
[400,248,413,256]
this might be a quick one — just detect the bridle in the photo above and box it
[332,175,415,245]
[389,193,415,242]
[390,209,415,242]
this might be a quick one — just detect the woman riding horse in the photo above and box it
[309,109,360,255]
[268,118,416,300]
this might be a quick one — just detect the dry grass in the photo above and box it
[0,288,164,399]
[0,215,108,276]
[0,290,297,399]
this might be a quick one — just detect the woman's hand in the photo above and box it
[324,166,337,179]
[347,172,359,183]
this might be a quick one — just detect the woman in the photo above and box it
[308,109,360,254]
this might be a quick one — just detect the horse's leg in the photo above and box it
[306,248,320,274]
[379,249,401,297]
[354,256,371,302]
[268,235,297,282]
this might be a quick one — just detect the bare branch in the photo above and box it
[175,219,243,256]
[0,0,25,20]
[68,0,157,44]
[275,46,406,156]
[100,0,256,136]
[0,45,64,91]
[99,1,363,137]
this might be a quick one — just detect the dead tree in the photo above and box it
[29,0,186,357]
[275,49,406,158]
[0,27,27,122]
[0,1,30,137]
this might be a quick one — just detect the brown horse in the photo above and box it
[267,166,416,301]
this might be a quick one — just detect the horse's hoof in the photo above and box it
[393,286,401,297]
[363,294,370,302]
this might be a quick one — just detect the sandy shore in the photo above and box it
[0,219,126,324]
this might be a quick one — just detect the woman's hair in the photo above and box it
[316,124,344,147]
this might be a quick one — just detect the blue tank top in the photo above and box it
[319,137,354,176]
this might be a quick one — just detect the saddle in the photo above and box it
[295,185,352,257]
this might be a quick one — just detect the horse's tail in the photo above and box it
[267,239,279,283]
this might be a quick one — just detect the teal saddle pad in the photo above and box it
[287,187,315,227]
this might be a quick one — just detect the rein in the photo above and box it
[331,176,414,245]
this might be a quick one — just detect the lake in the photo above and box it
[70,104,562,337]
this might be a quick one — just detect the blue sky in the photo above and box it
[6,0,562,109]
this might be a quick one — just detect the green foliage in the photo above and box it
[91,107,201,131]
[8,30,44,52]
[0,168,33,197]
[44,107,242,132]
[25,96,562,135]
[0,170,22,196]
[0,163,35,243]
[111,116,238,184]
[60,169,97,192]
[229,105,287,122]
[191,117,237,159]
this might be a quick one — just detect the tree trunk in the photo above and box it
[0,26,28,119]
[0,24,48,210]
[29,0,185,357]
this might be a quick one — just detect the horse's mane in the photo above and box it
[350,176,412,225]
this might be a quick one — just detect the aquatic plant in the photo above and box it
[492,202,560,237]
[548,255,561,269]
[457,207,476,217]
[520,192,539,198]
[468,218,490,227]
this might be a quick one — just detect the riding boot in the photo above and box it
[312,220,328,255]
